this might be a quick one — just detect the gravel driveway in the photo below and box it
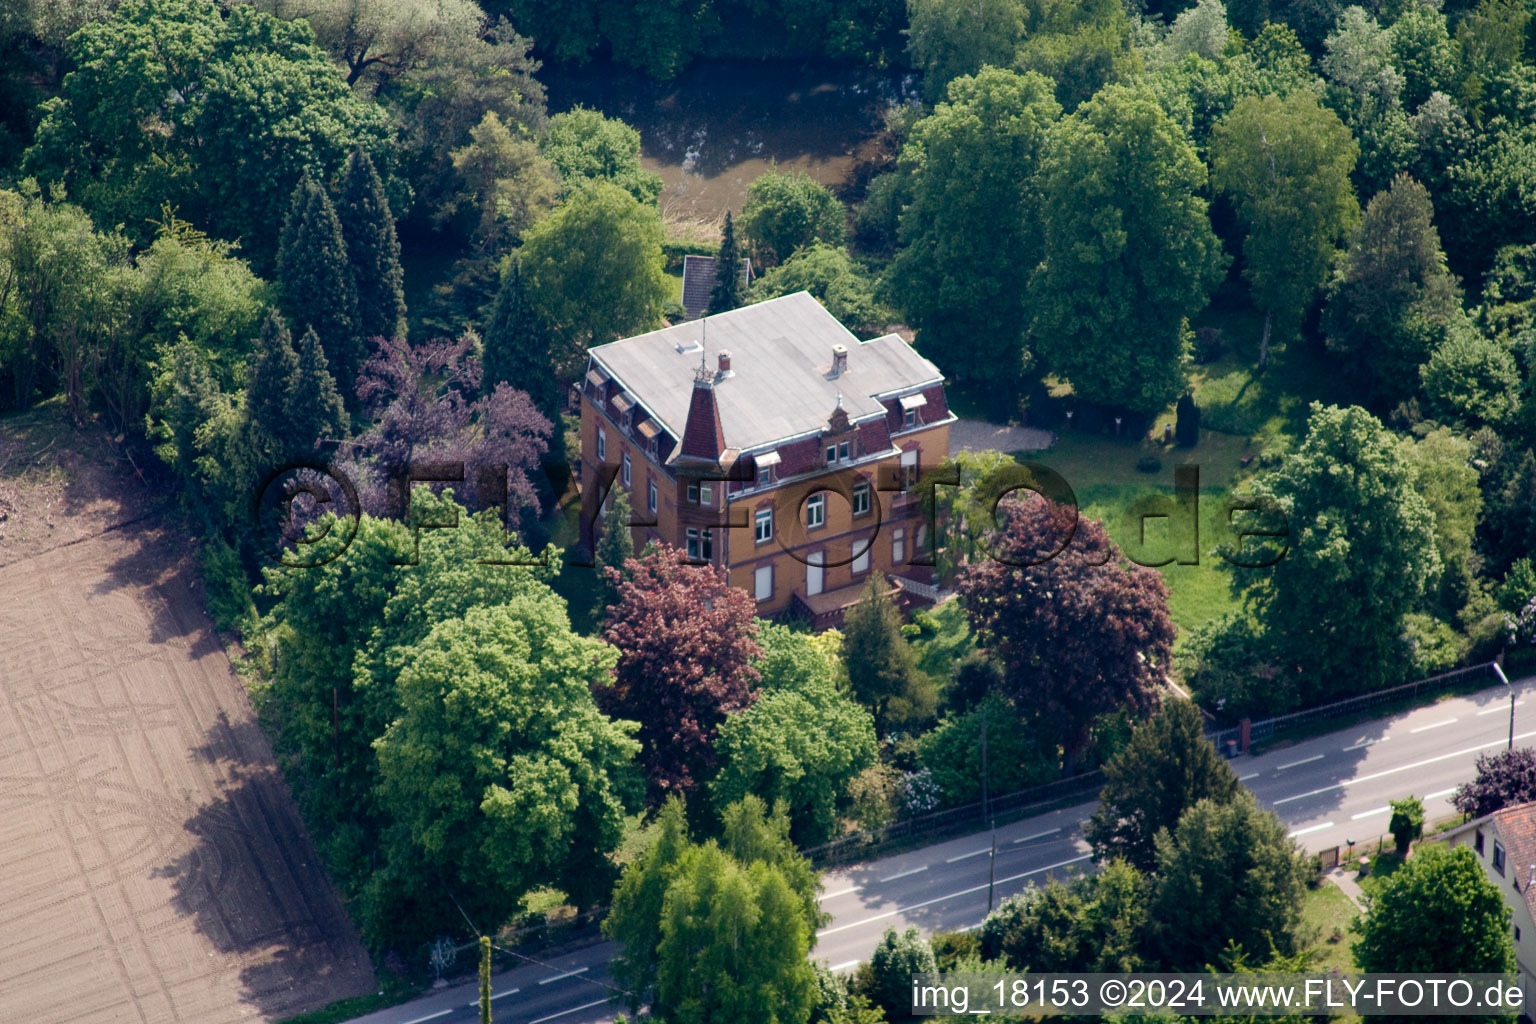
[947,418,1055,456]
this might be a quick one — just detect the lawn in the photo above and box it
[1299,881,1361,976]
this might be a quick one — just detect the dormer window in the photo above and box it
[899,392,928,429]
[904,408,917,428]
[755,450,780,487]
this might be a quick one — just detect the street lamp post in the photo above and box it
[1494,661,1515,750]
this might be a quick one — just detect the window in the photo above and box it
[893,528,905,565]
[1518,926,1523,942]
[1495,841,1507,875]
[701,482,713,505]
[754,564,773,601]
[623,409,633,432]
[688,480,700,503]
[648,479,658,514]
[806,493,826,528]
[1476,830,1485,855]
[826,444,837,464]
[852,537,870,574]
[758,463,774,486]
[904,407,917,428]
[852,480,871,516]
[686,528,700,560]
[755,508,773,543]
[839,440,850,461]
[900,449,918,489]
[647,435,658,457]
[597,427,607,462]
[701,529,713,561]
[622,453,632,487]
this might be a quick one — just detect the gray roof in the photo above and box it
[680,254,751,319]
[590,292,943,452]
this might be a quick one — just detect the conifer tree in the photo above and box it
[291,325,350,448]
[245,310,303,449]
[337,148,407,344]
[595,488,636,597]
[841,572,936,735]
[278,175,361,397]
[484,256,562,453]
[709,211,745,314]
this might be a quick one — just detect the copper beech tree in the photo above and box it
[957,495,1176,773]
[600,546,762,798]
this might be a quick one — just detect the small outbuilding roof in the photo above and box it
[681,254,752,319]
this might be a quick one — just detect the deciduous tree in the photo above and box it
[1453,748,1536,818]
[906,0,1027,100]
[600,546,763,796]
[544,106,663,205]
[739,169,847,266]
[957,497,1175,772]
[748,242,887,337]
[1029,82,1226,412]
[1354,844,1516,985]
[1211,92,1360,370]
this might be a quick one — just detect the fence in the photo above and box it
[801,769,1105,868]
[1206,662,1499,752]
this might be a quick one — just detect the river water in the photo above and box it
[542,58,917,220]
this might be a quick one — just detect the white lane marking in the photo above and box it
[817,855,1093,937]
[1351,806,1389,820]
[1277,754,1325,770]
[1426,787,1457,799]
[1239,772,1260,781]
[402,1012,451,1024]
[539,967,590,986]
[821,886,860,900]
[830,960,862,971]
[1478,701,1524,715]
[1288,822,1335,838]
[529,998,610,1024]
[1013,827,1062,844]
[468,989,522,1007]
[879,865,928,883]
[1410,717,1459,733]
[1273,729,1536,805]
[946,848,991,863]
[1343,737,1386,751]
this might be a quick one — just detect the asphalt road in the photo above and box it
[349,673,1535,1024]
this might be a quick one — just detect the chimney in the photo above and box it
[832,344,848,377]
[717,350,732,375]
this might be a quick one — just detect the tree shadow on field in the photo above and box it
[152,713,376,1019]
[90,517,225,659]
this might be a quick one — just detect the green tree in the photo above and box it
[1354,844,1516,992]
[439,109,562,258]
[1086,699,1241,873]
[1231,404,1441,704]
[605,796,822,1024]
[841,571,937,736]
[242,310,305,460]
[24,0,394,260]
[544,106,663,204]
[915,691,1057,807]
[337,147,406,344]
[1013,0,1142,111]
[906,0,1028,100]
[278,175,361,397]
[1389,6,1458,110]
[1211,92,1360,370]
[1388,795,1425,856]
[739,169,847,267]
[483,255,560,435]
[1401,427,1483,619]
[1152,792,1309,969]
[1029,82,1225,412]
[1323,174,1461,406]
[595,488,636,608]
[861,927,937,1018]
[520,182,668,375]
[981,860,1150,972]
[711,670,878,845]
[1419,321,1522,429]
[369,601,641,944]
[291,324,349,447]
[747,243,887,336]
[886,68,1061,397]
[709,211,746,315]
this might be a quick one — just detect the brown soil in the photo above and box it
[0,403,375,1023]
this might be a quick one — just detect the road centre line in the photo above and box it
[401,1012,450,1024]
[1410,718,1458,733]
[946,848,991,863]
[1239,772,1260,781]
[817,855,1093,938]
[539,967,589,985]
[1351,806,1389,820]
[1343,737,1386,751]
[468,989,521,1007]
[1426,787,1456,799]
[879,865,928,883]
[1479,701,1525,716]
[1277,754,1324,770]
[1013,827,1062,844]
[1288,822,1334,838]
[821,885,860,900]
[1273,729,1536,805]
